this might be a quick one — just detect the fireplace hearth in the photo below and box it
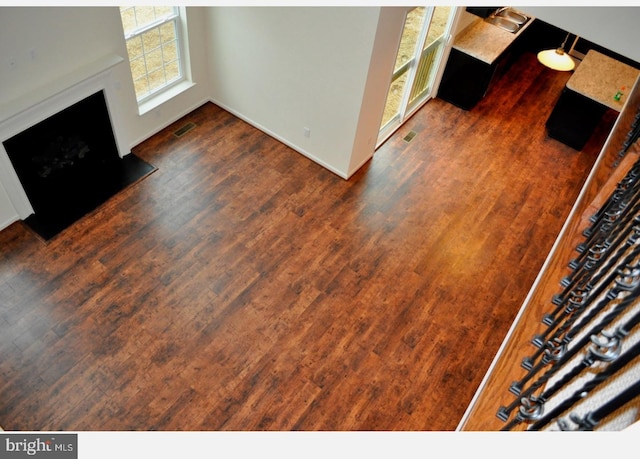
[2,90,155,240]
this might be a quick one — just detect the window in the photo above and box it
[119,6,184,103]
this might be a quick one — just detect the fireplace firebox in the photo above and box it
[2,90,155,240]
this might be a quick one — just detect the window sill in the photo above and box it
[137,80,196,116]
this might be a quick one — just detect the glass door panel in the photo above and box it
[379,7,427,136]
[377,6,456,147]
[380,71,409,128]
[406,6,452,112]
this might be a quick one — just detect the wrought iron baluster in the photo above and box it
[557,378,640,431]
[529,327,640,430]
[522,246,640,372]
[497,268,640,421]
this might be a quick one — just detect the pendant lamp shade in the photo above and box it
[537,48,575,71]
[537,33,576,71]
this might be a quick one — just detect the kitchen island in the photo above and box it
[546,49,640,150]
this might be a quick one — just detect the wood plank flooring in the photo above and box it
[0,52,616,430]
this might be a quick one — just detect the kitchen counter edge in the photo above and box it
[452,12,535,65]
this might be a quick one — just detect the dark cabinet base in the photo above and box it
[437,48,495,111]
[437,40,524,111]
[545,88,609,151]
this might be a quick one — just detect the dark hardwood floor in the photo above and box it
[0,52,616,430]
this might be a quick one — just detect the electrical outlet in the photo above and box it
[303,127,311,138]
[7,56,16,69]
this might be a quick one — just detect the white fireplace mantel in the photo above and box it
[0,54,124,124]
[0,53,127,226]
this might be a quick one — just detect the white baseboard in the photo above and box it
[129,97,211,151]
[208,98,349,180]
[345,154,373,180]
[0,214,19,232]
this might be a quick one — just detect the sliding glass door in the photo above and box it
[377,6,456,147]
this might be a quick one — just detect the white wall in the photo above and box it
[126,6,212,147]
[348,7,407,176]
[0,7,210,143]
[0,7,120,106]
[205,7,386,179]
[0,6,210,227]
[520,7,640,63]
[5,6,637,231]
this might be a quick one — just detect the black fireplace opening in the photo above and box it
[3,90,156,240]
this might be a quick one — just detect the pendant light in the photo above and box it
[537,33,576,71]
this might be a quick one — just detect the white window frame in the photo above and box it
[120,6,194,115]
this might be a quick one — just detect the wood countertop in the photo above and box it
[453,12,534,65]
[566,49,640,111]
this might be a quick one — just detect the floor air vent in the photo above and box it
[174,122,197,138]
[403,131,417,143]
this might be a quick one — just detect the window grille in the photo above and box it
[119,6,184,102]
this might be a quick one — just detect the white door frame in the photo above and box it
[376,6,464,149]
